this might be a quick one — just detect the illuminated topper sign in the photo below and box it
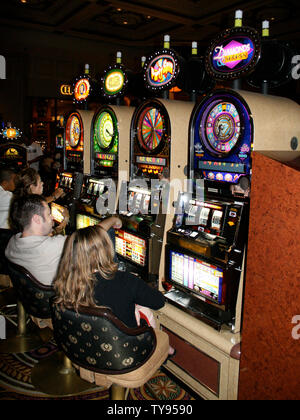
[144,49,180,91]
[104,69,124,94]
[73,77,91,103]
[101,65,127,98]
[205,27,261,80]
[1,125,22,140]
[60,84,73,96]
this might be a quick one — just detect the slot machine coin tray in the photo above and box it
[164,289,224,331]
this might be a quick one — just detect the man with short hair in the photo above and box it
[5,195,122,286]
[0,167,16,229]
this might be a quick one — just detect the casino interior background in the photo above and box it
[1,0,300,401]
[1,0,300,139]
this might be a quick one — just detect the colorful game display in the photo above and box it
[115,229,147,267]
[132,99,170,177]
[92,107,118,173]
[64,112,84,171]
[191,90,252,184]
[137,107,164,152]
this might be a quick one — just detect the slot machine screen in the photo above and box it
[51,203,65,223]
[115,229,147,267]
[168,249,224,305]
[76,213,99,229]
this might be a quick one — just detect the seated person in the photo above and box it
[39,154,57,197]
[5,194,122,287]
[13,167,67,234]
[53,225,165,328]
[14,167,63,204]
[0,167,17,229]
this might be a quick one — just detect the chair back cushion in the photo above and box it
[51,302,157,375]
[7,261,54,319]
[0,229,13,275]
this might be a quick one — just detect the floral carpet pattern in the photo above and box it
[0,341,195,400]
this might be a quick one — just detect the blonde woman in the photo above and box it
[53,225,165,328]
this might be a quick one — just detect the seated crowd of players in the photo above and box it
[0,161,175,356]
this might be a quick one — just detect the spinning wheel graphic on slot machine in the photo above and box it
[94,110,116,151]
[138,107,164,153]
[69,115,81,148]
[203,101,241,156]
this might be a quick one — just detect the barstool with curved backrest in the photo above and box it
[4,260,96,396]
[0,229,20,343]
[0,260,54,353]
[0,229,14,276]
[49,302,169,400]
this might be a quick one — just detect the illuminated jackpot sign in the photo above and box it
[73,77,91,103]
[144,49,180,91]
[206,27,261,80]
[101,65,127,98]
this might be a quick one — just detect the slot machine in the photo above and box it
[54,109,93,231]
[157,87,300,399]
[162,89,252,330]
[155,12,300,400]
[116,97,194,284]
[76,105,134,229]
[0,124,27,170]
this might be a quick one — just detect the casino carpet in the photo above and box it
[0,340,195,401]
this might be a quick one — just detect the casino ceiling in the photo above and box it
[1,0,300,52]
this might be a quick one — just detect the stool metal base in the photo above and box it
[0,332,44,353]
[31,351,99,397]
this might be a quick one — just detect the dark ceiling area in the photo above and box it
[1,0,300,53]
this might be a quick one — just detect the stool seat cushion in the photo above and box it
[78,328,169,389]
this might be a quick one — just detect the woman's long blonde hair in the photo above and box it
[53,225,118,311]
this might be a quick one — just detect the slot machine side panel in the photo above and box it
[110,105,135,179]
[157,99,195,287]
[111,105,135,210]
[237,90,300,162]
[80,110,94,175]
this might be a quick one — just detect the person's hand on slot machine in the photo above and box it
[52,207,69,236]
[113,217,122,229]
[61,207,70,223]
[53,188,65,200]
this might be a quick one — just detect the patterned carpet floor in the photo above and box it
[0,328,194,400]
[0,288,195,401]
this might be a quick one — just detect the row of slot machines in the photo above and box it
[51,88,300,333]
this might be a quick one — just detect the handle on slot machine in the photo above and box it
[73,172,84,200]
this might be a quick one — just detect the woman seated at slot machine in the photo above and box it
[53,225,176,358]
[13,167,68,235]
